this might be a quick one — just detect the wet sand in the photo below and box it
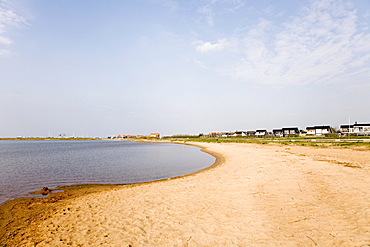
[1,142,370,246]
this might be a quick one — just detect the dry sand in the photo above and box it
[2,142,370,246]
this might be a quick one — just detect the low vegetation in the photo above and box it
[161,136,370,149]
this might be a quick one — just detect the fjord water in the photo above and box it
[0,140,215,205]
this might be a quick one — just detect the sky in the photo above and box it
[1,0,370,137]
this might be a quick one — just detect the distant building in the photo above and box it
[340,122,370,136]
[223,132,236,137]
[235,131,247,137]
[150,133,160,138]
[221,133,229,138]
[246,131,256,136]
[353,123,370,136]
[255,129,268,137]
[339,124,354,134]
[272,129,283,137]
[282,127,300,137]
[306,126,316,136]
[306,125,332,136]
[299,129,307,135]
[117,135,128,139]
[210,132,227,137]
[209,130,255,137]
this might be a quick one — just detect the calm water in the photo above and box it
[0,140,215,205]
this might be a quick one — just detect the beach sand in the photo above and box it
[1,142,370,246]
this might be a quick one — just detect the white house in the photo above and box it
[316,126,332,135]
[255,129,268,137]
[246,131,256,136]
[306,125,332,136]
[306,126,316,135]
[340,124,354,134]
[353,123,370,136]
[235,131,247,137]
[282,127,300,137]
[340,122,370,136]
[273,129,283,137]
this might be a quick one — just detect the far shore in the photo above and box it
[1,141,370,246]
[0,137,99,141]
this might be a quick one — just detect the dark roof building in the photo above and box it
[306,125,332,136]
[282,127,299,136]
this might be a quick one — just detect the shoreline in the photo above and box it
[0,140,219,206]
[0,142,224,244]
[2,142,370,246]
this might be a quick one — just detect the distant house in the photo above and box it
[340,124,354,134]
[117,135,128,139]
[272,129,283,137]
[282,127,299,137]
[353,123,370,136]
[246,131,256,136]
[306,126,316,136]
[229,132,238,137]
[255,129,268,137]
[210,132,227,137]
[150,133,160,138]
[235,131,247,137]
[315,126,333,136]
[220,132,234,137]
[300,129,307,135]
[306,125,332,136]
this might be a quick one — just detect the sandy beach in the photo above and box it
[2,142,370,246]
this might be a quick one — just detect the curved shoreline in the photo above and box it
[3,142,370,246]
[0,142,223,244]
[0,141,220,205]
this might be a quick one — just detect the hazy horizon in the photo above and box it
[1,0,370,137]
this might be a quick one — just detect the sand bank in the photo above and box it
[2,142,370,246]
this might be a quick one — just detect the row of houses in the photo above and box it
[109,133,161,139]
[272,126,334,137]
[340,123,370,135]
[207,122,370,138]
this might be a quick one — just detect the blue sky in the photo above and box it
[1,0,370,137]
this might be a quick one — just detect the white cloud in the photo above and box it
[187,58,206,69]
[0,48,10,55]
[0,35,11,44]
[195,39,227,53]
[199,0,370,86]
[197,4,215,27]
[196,0,247,27]
[0,0,26,54]
[225,0,245,12]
